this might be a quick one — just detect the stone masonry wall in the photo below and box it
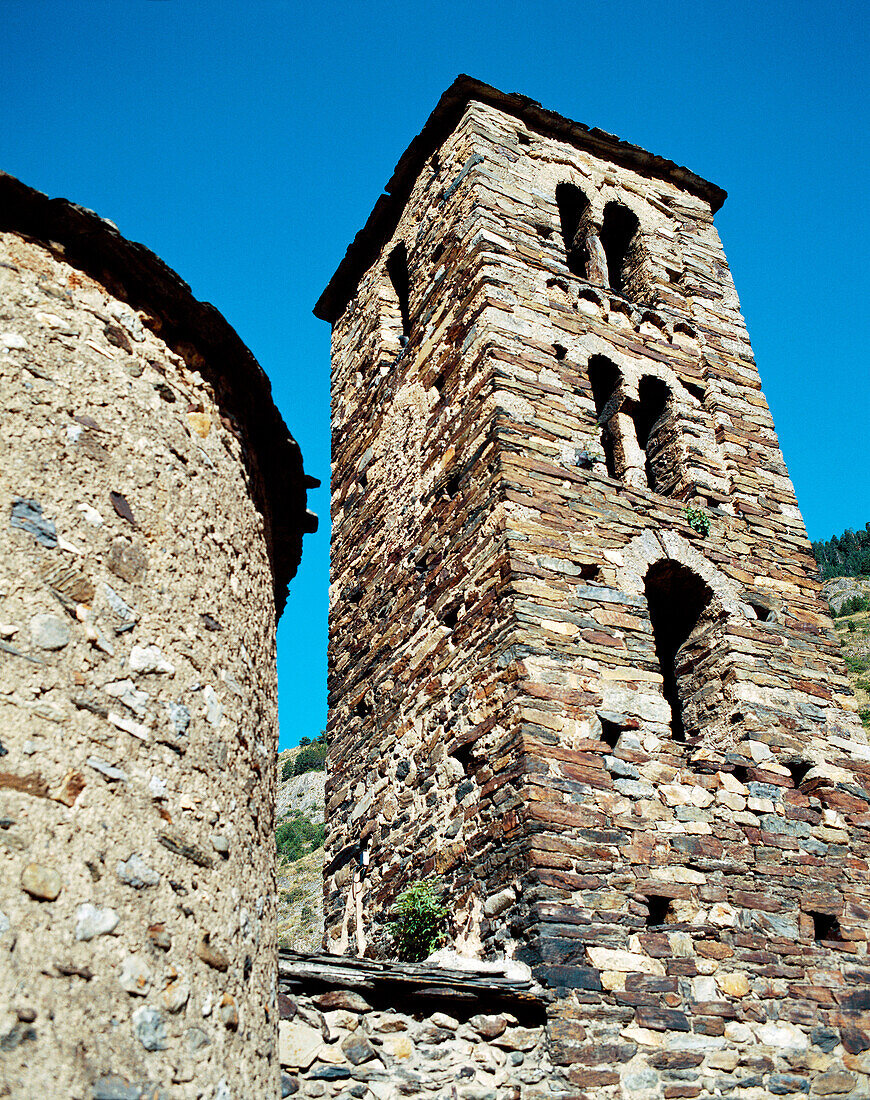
[281,968,870,1100]
[458,98,870,1100]
[323,85,870,1098]
[0,229,282,1098]
[278,954,870,1100]
[325,105,526,958]
[276,953,554,1099]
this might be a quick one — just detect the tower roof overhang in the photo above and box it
[314,74,727,325]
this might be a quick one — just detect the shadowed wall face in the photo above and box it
[323,84,870,1098]
[0,231,281,1098]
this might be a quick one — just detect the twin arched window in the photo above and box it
[379,187,645,364]
[556,188,729,746]
[587,356,679,495]
[556,184,645,300]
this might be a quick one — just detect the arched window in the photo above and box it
[644,561,717,741]
[586,355,621,477]
[555,183,593,279]
[631,376,673,493]
[585,361,682,495]
[386,242,411,340]
[601,202,643,298]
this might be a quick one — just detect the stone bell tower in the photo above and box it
[317,78,869,1096]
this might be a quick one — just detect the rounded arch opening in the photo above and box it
[586,354,621,477]
[644,560,715,741]
[631,375,673,493]
[555,182,593,278]
[601,201,643,297]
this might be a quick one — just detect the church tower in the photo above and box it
[316,77,869,1092]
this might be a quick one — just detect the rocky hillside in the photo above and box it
[275,746,325,952]
[823,575,870,616]
[823,577,870,724]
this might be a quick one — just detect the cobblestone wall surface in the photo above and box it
[276,953,552,1100]
[281,975,870,1100]
[321,80,870,1097]
[0,193,310,1098]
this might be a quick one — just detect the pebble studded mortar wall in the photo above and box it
[318,78,870,1097]
[0,177,315,1099]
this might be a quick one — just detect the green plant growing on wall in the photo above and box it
[684,504,711,538]
[387,878,449,962]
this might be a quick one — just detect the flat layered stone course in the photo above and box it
[279,951,870,1098]
[278,952,553,1099]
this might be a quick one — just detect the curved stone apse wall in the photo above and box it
[0,177,315,1099]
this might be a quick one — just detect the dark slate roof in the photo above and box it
[278,950,546,1012]
[314,74,727,324]
[0,171,317,614]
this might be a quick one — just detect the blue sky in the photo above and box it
[3,0,867,748]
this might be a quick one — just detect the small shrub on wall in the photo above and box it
[387,878,449,962]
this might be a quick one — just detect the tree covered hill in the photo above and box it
[813,523,870,580]
[814,522,870,732]
[275,737,327,951]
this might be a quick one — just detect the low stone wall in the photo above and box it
[278,951,870,1099]
[277,953,552,1099]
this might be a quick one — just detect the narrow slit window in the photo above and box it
[749,601,772,623]
[353,697,372,719]
[449,740,476,775]
[386,242,411,340]
[787,760,813,787]
[811,911,844,943]
[439,603,460,630]
[645,896,673,927]
[598,716,622,750]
